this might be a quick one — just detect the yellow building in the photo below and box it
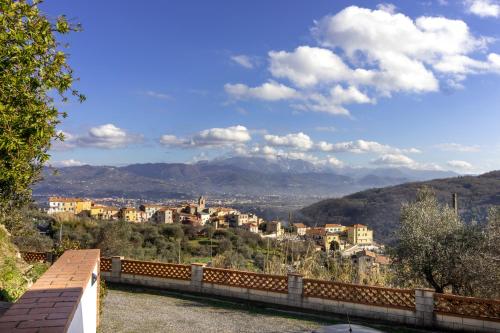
[119,208,138,222]
[347,224,373,245]
[90,205,106,218]
[101,207,119,220]
[75,200,92,214]
[48,197,91,215]
[324,223,346,233]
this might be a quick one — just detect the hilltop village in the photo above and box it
[47,195,389,272]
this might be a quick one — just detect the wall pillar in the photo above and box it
[415,288,435,327]
[45,251,54,264]
[111,256,124,282]
[287,273,303,306]
[190,263,206,292]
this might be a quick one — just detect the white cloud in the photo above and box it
[226,6,499,117]
[53,124,142,150]
[317,139,420,154]
[52,159,84,167]
[264,132,314,150]
[145,91,171,100]
[465,0,500,17]
[76,124,142,149]
[225,81,299,101]
[160,125,251,148]
[231,55,255,69]
[447,160,474,171]
[373,153,416,166]
[327,156,344,167]
[435,143,481,152]
[376,3,397,14]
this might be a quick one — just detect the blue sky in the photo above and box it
[42,0,500,174]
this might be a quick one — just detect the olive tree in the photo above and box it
[392,187,499,297]
[0,0,84,216]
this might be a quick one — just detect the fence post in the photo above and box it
[415,288,435,327]
[45,252,54,264]
[111,256,124,282]
[190,263,205,292]
[287,273,303,306]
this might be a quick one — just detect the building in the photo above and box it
[293,222,308,236]
[324,223,346,233]
[347,224,373,245]
[153,208,173,224]
[267,221,283,236]
[101,207,119,220]
[305,227,326,241]
[119,208,138,222]
[139,204,164,221]
[242,223,259,233]
[47,197,92,215]
[198,196,206,211]
[198,212,210,226]
[136,210,147,223]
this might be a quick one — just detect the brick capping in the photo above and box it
[2,250,100,332]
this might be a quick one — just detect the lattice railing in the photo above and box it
[121,259,191,280]
[21,251,48,263]
[100,257,112,272]
[202,268,288,293]
[435,293,500,322]
[303,279,415,310]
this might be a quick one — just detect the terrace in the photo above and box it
[1,250,499,333]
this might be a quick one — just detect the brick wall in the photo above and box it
[1,250,100,333]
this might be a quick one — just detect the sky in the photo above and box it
[41,0,500,174]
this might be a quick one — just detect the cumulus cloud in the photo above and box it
[225,81,299,101]
[231,55,255,69]
[76,124,142,149]
[447,160,474,171]
[264,132,314,150]
[317,139,420,154]
[372,153,416,167]
[160,125,252,148]
[51,159,85,167]
[435,143,481,152]
[53,125,142,150]
[465,0,500,17]
[226,5,500,116]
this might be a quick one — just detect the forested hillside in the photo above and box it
[299,171,500,243]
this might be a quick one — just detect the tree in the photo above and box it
[392,187,500,297]
[0,0,84,216]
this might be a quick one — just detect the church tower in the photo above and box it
[198,195,206,210]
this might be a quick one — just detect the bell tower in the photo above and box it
[198,195,206,210]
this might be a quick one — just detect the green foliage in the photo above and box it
[392,187,500,298]
[0,256,26,302]
[0,0,83,211]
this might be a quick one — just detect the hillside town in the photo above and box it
[46,195,389,276]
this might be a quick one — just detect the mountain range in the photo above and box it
[34,157,456,199]
[299,170,500,243]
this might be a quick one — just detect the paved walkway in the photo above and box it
[99,286,438,333]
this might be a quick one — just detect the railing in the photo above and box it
[435,293,500,322]
[100,257,112,272]
[121,258,191,280]
[303,278,415,310]
[20,251,49,263]
[203,267,288,293]
[20,251,500,331]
